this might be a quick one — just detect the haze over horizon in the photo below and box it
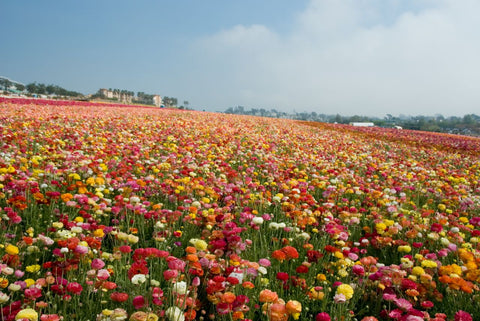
[1,0,479,117]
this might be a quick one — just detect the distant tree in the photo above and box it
[15,83,25,91]
[26,83,38,94]
[0,78,7,91]
[46,84,56,95]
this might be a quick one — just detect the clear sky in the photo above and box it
[1,0,479,116]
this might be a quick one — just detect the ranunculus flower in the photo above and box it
[165,306,185,321]
[132,295,145,309]
[91,258,105,270]
[15,308,38,321]
[129,311,158,321]
[172,281,188,295]
[131,274,147,285]
[66,282,83,295]
[269,303,288,321]
[259,289,278,303]
[286,300,302,320]
[316,312,331,321]
[335,284,354,300]
[110,292,129,303]
[454,310,473,321]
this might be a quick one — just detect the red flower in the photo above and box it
[66,282,83,295]
[128,260,149,279]
[132,295,146,309]
[119,245,132,253]
[110,292,129,302]
[307,250,323,263]
[296,265,309,274]
[24,287,42,300]
[276,272,289,282]
[272,250,287,261]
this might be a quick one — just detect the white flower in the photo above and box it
[166,306,185,321]
[0,292,10,304]
[131,274,147,285]
[130,196,140,204]
[228,272,244,284]
[71,226,83,233]
[1,267,14,276]
[172,281,188,295]
[268,222,279,230]
[258,266,268,275]
[252,217,264,225]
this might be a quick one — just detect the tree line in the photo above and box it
[224,106,480,136]
[24,82,83,97]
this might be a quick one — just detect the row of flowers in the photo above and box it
[1,99,480,321]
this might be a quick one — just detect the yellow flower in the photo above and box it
[68,173,81,180]
[25,265,41,273]
[25,279,35,288]
[398,245,411,253]
[411,266,425,276]
[309,287,325,300]
[421,260,438,269]
[375,222,387,234]
[336,284,354,300]
[102,309,113,316]
[5,244,19,255]
[190,238,208,251]
[316,274,327,282]
[15,308,38,321]
[127,234,139,244]
[93,229,105,238]
[0,277,9,288]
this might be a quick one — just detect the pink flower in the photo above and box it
[316,312,331,321]
[167,257,186,271]
[163,269,178,281]
[132,295,145,309]
[454,310,473,321]
[421,301,434,308]
[352,265,365,276]
[91,258,105,270]
[394,297,412,310]
[383,293,397,301]
[333,294,346,303]
[388,309,403,319]
[97,269,110,280]
[75,245,89,254]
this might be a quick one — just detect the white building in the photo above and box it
[349,122,375,127]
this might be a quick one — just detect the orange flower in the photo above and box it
[185,246,197,254]
[286,300,302,319]
[222,292,236,304]
[61,193,74,202]
[232,311,244,320]
[281,246,298,259]
[259,289,279,303]
[269,303,288,321]
[242,281,255,289]
[186,254,198,263]
[272,250,287,261]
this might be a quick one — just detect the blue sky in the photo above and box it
[1,0,479,116]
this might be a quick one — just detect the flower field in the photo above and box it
[1,98,480,321]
